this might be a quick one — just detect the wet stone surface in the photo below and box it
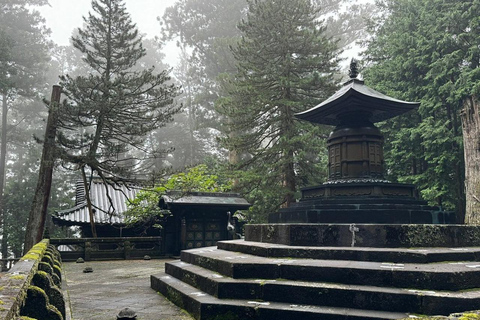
[63,259,193,320]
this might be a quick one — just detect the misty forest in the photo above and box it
[1,0,479,256]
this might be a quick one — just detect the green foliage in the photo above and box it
[124,165,232,227]
[217,0,340,219]
[362,0,480,219]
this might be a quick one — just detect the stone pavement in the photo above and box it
[62,259,194,320]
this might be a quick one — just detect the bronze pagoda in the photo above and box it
[268,61,455,224]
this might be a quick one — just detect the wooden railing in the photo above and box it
[50,237,164,261]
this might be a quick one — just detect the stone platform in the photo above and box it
[151,239,480,319]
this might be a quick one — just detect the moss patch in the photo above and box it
[459,313,480,320]
[21,240,49,261]
[20,286,63,320]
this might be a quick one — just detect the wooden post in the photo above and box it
[24,85,61,253]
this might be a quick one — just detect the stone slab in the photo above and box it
[245,224,480,247]
[179,247,480,291]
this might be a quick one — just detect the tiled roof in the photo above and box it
[159,191,251,209]
[53,180,140,225]
[54,182,251,227]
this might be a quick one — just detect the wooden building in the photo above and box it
[159,191,251,254]
[52,180,250,255]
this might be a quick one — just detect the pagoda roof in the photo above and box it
[295,78,419,126]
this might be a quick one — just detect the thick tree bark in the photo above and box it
[462,95,480,224]
[23,85,61,253]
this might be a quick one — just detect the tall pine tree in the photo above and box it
[1,0,50,255]
[363,0,480,222]
[55,0,179,237]
[218,0,340,220]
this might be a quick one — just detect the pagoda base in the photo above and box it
[268,181,455,224]
[301,181,417,199]
[245,223,480,248]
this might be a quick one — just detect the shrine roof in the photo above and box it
[295,78,419,126]
[52,179,140,226]
[159,191,251,209]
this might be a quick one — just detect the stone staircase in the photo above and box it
[151,240,480,319]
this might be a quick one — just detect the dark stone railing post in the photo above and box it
[84,241,92,261]
[124,240,131,259]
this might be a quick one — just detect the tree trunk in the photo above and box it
[0,92,8,257]
[81,166,97,238]
[23,85,61,253]
[461,95,480,224]
[1,225,7,259]
[284,147,296,207]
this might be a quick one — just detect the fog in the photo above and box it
[40,0,176,45]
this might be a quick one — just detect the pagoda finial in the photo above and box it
[349,58,359,79]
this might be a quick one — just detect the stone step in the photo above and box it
[151,271,409,320]
[164,259,480,315]
[217,240,480,263]
[180,247,480,291]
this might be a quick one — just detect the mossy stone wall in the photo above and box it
[0,239,65,320]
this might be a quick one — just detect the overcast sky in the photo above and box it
[38,0,179,66]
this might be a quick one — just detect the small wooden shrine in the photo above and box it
[159,191,251,254]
